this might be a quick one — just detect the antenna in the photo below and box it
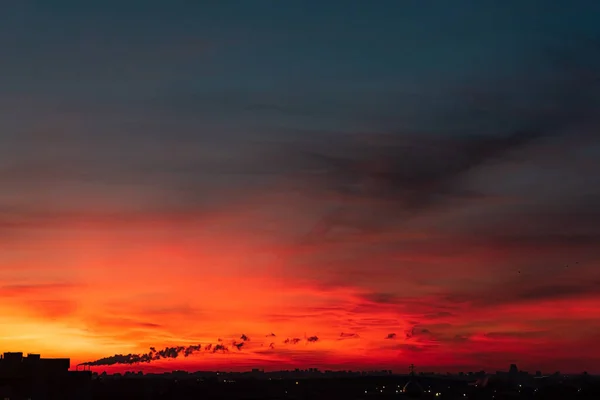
[409,364,416,376]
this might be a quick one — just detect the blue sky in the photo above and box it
[1,0,599,225]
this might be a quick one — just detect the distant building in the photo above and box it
[0,352,90,399]
[0,352,70,377]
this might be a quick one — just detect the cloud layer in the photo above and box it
[1,1,600,374]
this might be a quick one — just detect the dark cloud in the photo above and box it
[403,324,452,344]
[266,332,276,337]
[423,312,454,320]
[338,332,360,340]
[360,292,398,305]
[259,40,600,239]
[385,333,397,340]
[356,292,454,315]
[283,338,302,345]
[464,277,600,307]
[306,336,319,343]
[484,331,547,340]
[240,334,250,341]
[513,283,600,302]
[356,253,600,311]
[397,344,429,353]
[450,335,470,343]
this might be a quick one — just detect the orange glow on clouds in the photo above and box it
[1,194,599,374]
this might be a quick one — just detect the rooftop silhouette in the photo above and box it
[1,352,599,399]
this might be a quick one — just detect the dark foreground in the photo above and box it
[3,373,598,399]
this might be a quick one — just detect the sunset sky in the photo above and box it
[1,1,600,374]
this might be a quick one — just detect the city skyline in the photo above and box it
[0,350,591,377]
[2,351,596,399]
[1,1,600,375]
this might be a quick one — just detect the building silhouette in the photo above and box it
[0,352,70,377]
[0,352,91,399]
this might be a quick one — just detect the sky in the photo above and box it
[1,0,600,374]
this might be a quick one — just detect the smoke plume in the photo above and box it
[339,332,360,339]
[81,339,236,366]
[79,344,205,366]
[233,342,244,351]
[82,332,320,366]
[212,344,229,353]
